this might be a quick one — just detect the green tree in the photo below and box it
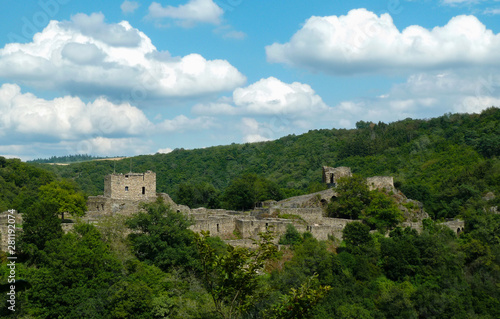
[279,224,303,246]
[194,230,278,319]
[267,274,331,319]
[380,227,421,281]
[21,180,87,252]
[38,179,87,218]
[175,181,220,208]
[24,223,122,318]
[362,191,404,231]
[222,173,283,211]
[327,175,370,219]
[342,222,372,248]
[21,200,63,253]
[126,199,199,272]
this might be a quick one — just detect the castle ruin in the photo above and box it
[81,168,433,244]
[104,171,156,200]
[1,167,463,250]
[86,171,164,219]
[322,166,352,186]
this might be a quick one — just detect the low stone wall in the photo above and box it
[274,189,337,208]
[367,176,394,191]
[308,224,338,241]
[189,215,236,237]
[268,207,324,224]
[235,218,292,239]
[439,219,465,234]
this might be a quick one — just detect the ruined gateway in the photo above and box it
[82,167,442,245]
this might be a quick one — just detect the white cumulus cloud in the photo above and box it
[193,77,328,116]
[0,13,245,100]
[0,83,152,142]
[148,0,224,26]
[266,9,500,75]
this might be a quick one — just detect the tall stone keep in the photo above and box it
[104,171,156,200]
[322,166,352,186]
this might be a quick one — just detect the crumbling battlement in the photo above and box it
[77,168,462,246]
[322,166,352,186]
[104,171,156,200]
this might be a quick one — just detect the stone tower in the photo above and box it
[104,171,156,200]
[322,166,352,186]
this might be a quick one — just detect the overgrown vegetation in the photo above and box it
[27,154,114,164]
[0,108,499,317]
[38,107,500,219]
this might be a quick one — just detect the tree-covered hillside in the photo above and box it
[28,154,118,164]
[0,157,55,213]
[0,108,499,318]
[40,108,500,219]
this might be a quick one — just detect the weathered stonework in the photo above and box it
[15,167,464,250]
[104,171,156,200]
[322,166,352,186]
[441,219,465,234]
[367,176,395,191]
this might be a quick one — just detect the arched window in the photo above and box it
[125,186,129,191]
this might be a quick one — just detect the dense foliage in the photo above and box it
[0,157,55,213]
[27,154,112,164]
[0,109,499,317]
[40,107,500,219]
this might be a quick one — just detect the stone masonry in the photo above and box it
[0,168,466,252]
[322,166,352,186]
[104,171,156,200]
[367,176,395,191]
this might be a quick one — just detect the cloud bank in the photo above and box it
[266,9,500,75]
[0,13,245,100]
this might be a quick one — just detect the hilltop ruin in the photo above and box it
[83,167,438,244]
[1,167,466,249]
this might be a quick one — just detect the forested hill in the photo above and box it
[39,107,500,219]
[27,154,117,164]
[0,157,55,212]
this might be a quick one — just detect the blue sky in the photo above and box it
[1,0,500,160]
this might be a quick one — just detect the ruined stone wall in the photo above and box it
[268,207,324,224]
[440,219,465,234]
[323,166,352,185]
[367,176,394,191]
[308,224,340,241]
[86,195,157,220]
[189,215,236,238]
[317,218,358,240]
[104,171,156,200]
[275,189,337,208]
[235,218,292,239]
